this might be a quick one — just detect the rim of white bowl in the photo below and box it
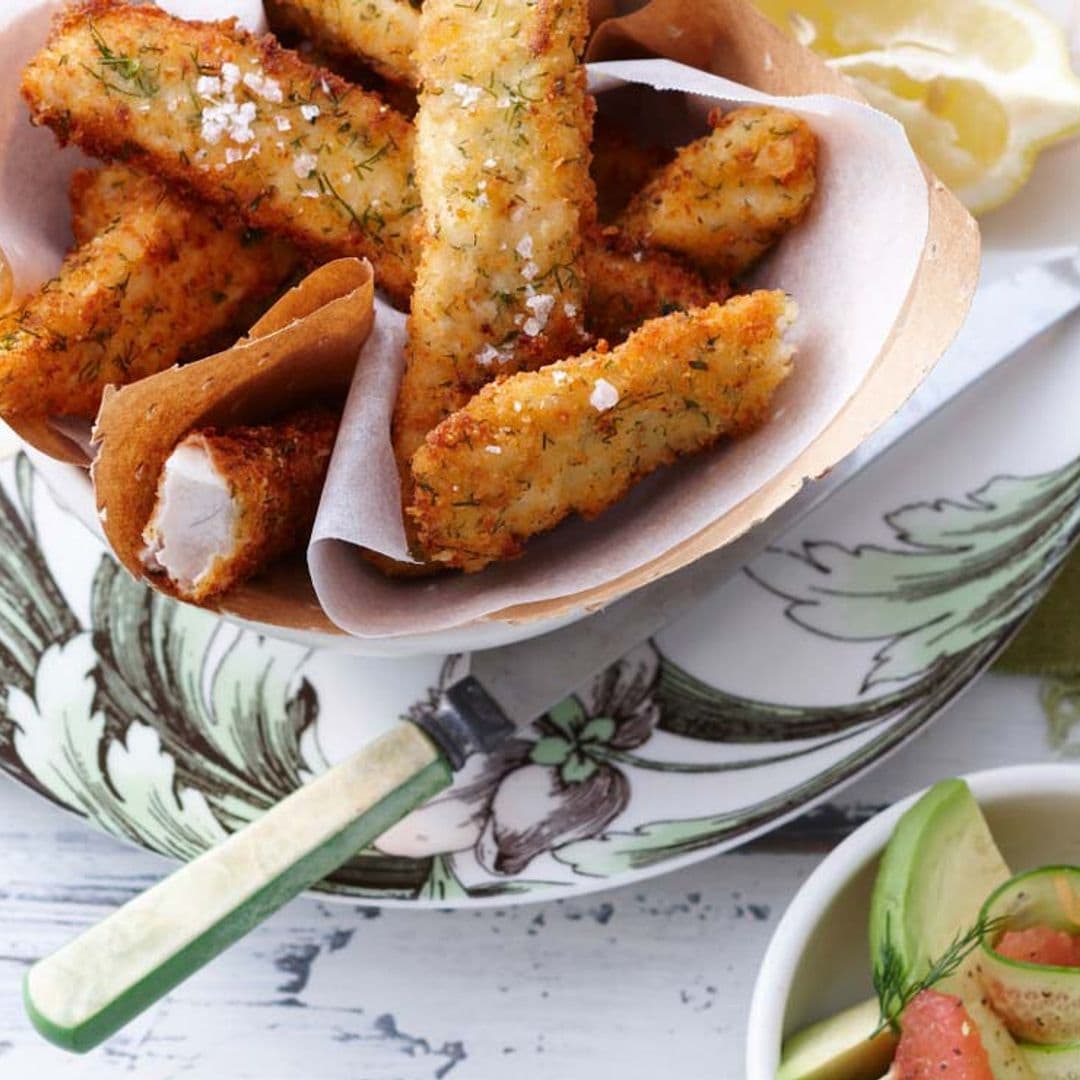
[745,762,1080,1080]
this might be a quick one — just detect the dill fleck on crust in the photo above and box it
[408,290,796,572]
[22,0,419,304]
[147,406,339,602]
[0,166,296,421]
[618,106,818,279]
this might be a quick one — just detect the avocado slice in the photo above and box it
[778,997,897,1080]
[869,778,1032,1078]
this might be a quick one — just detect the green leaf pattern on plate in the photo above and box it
[0,451,1075,899]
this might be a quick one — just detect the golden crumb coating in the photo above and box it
[409,290,796,571]
[591,114,671,223]
[391,0,595,472]
[22,0,419,304]
[0,173,296,421]
[145,406,339,602]
[265,0,419,87]
[618,106,817,279]
[68,163,151,245]
[583,230,726,345]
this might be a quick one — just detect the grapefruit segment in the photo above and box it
[997,928,1080,970]
[894,989,994,1079]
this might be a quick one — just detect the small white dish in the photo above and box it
[746,764,1080,1080]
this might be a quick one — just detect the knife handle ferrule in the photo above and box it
[416,676,517,770]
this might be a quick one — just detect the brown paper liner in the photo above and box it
[91,258,375,632]
[6,413,89,464]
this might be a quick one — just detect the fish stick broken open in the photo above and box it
[408,290,796,572]
[141,406,339,602]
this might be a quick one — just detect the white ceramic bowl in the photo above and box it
[745,763,1080,1080]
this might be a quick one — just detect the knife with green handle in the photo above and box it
[24,251,1080,1052]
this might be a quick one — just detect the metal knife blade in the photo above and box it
[461,250,1080,731]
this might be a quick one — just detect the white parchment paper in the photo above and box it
[307,60,929,638]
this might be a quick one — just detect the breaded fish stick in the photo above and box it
[265,0,419,87]
[391,0,594,468]
[0,171,296,421]
[409,290,796,572]
[69,165,133,245]
[22,1,419,304]
[583,230,725,346]
[618,107,817,279]
[142,406,339,602]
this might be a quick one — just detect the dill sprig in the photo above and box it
[86,20,159,99]
[871,911,1008,1035]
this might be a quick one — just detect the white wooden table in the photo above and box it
[0,670,1055,1078]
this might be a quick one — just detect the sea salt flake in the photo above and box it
[225,147,243,164]
[590,378,619,412]
[275,115,292,132]
[195,75,221,97]
[521,261,539,282]
[563,302,578,317]
[475,344,503,368]
[300,104,321,121]
[483,157,498,169]
[452,81,483,108]
[243,71,282,102]
[293,151,319,178]
[221,62,241,92]
[525,293,555,333]
[552,370,567,385]
[485,445,502,455]
[515,234,534,259]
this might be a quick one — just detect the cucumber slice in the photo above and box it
[979,866,1080,1045]
[1021,1041,1080,1079]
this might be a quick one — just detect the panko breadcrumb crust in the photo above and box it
[265,0,420,88]
[582,229,727,345]
[409,290,796,572]
[619,106,818,278]
[0,165,296,420]
[22,0,419,304]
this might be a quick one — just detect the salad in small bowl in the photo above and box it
[747,765,1080,1079]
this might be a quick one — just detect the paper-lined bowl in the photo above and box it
[1,0,979,656]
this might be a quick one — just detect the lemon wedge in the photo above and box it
[752,0,1080,213]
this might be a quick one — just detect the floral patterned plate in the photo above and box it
[1,256,1078,903]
